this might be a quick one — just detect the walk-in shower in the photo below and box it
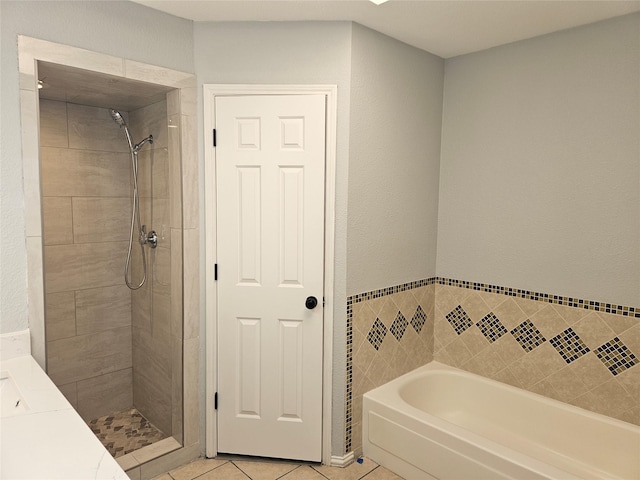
[35,58,185,465]
[109,108,156,290]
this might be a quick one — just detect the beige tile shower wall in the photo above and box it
[40,99,133,422]
[350,284,435,456]
[129,100,175,437]
[434,284,640,425]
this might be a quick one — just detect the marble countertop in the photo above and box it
[0,353,128,480]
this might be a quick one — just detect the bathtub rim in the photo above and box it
[363,360,640,480]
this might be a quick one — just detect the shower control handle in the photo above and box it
[305,296,318,310]
[139,225,158,248]
[146,230,158,249]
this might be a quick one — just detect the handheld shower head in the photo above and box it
[110,108,134,150]
[110,109,127,127]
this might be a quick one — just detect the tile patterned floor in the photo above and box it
[89,408,167,458]
[151,456,405,480]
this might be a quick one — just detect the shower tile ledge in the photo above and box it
[0,354,128,479]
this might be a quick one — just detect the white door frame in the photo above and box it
[203,84,337,465]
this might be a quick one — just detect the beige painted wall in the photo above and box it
[437,13,640,306]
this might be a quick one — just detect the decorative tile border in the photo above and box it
[438,278,640,318]
[344,276,639,457]
[349,278,437,306]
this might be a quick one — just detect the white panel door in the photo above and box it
[216,95,326,462]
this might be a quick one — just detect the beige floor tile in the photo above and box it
[169,458,228,480]
[312,458,378,480]
[233,460,298,480]
[151,475,172,480]
[362,466,405,480]
[280,465,328,480]
[198,462,250,480]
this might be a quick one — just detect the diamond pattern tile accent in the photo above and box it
[550,328,590,364]
[367,318,387,351]
[411,305,427,334]
[510,319,547,352]
[390,312,409,341]
[475,312,508,343]
[446,305,473,335]
[595,337,639,376]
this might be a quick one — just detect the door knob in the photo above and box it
[305,296,318,310]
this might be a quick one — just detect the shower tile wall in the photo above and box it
[434,282,640,426]
[348,280,435,456]
[128,100,176,437]
[40,99,133,422]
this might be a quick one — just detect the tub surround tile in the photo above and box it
[594,337,639,375]
[459,326,490,356]
[348,276,639,461]
[568,352,613,390]
[616,365,640,405]
[445,305,473,334]
[510,319,546,352]
[572,312,618,350]
[348,281,435,455]
[425,277,640,454]
[549,328,591,364]
[529,305,569,338]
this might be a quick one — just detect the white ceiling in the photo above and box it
[131,0,640,58]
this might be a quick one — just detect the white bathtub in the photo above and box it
[363,361,640,480]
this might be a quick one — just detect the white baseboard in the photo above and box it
[330,452,355,467]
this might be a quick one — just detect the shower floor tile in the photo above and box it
[88,407,167,458]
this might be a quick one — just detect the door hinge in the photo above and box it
[214,263,218,281]
[213,129,217,147]
[214,392,218,410]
